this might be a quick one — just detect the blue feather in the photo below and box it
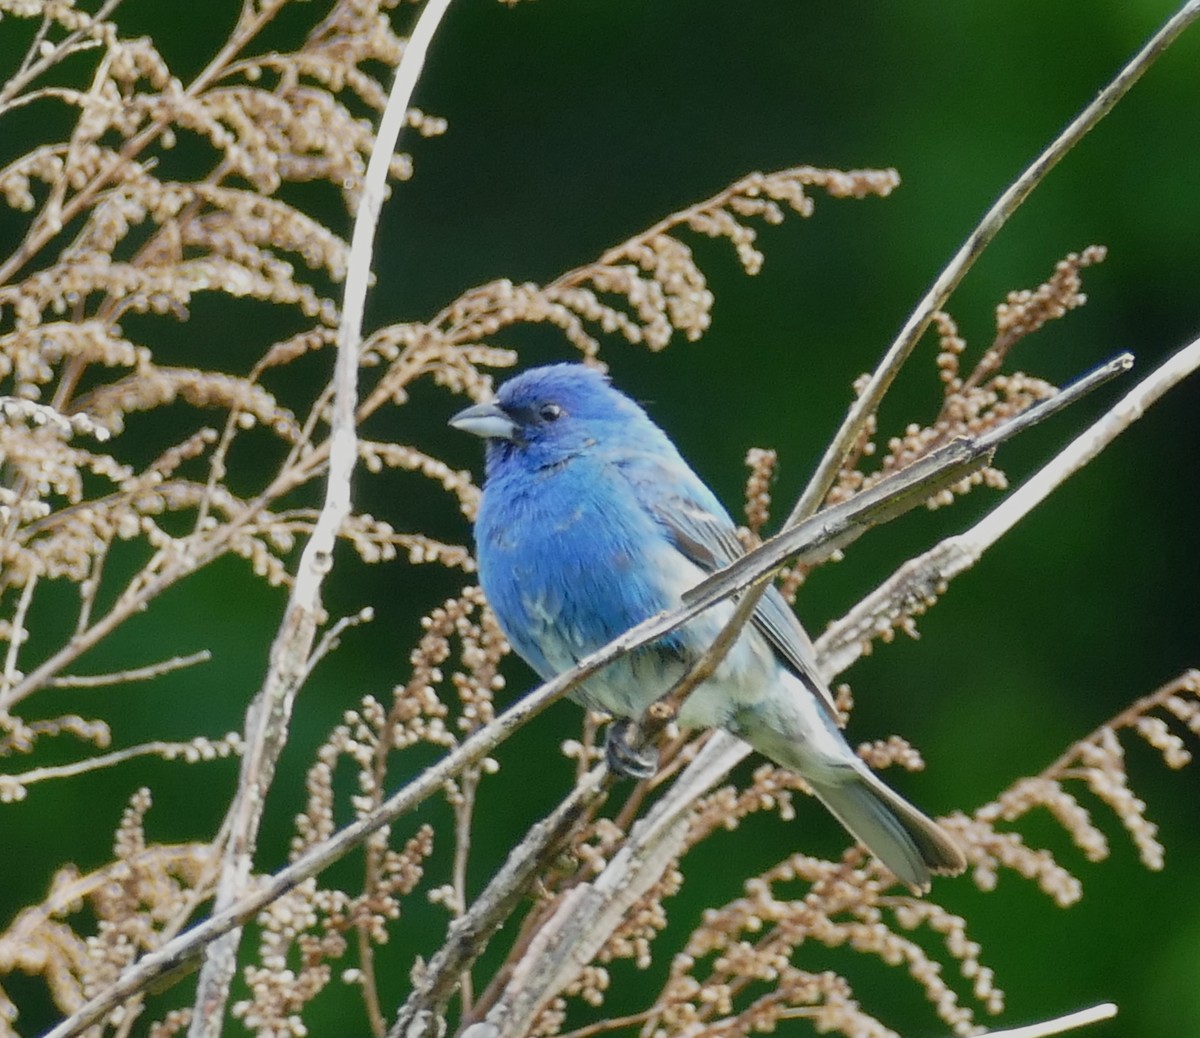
[450,363,965,892]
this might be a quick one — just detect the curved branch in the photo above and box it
[185,0,454,1033]
[787,0,1200,526]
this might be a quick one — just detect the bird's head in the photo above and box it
[449,363,649,471]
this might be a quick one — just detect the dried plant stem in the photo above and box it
[185,2,454,1034]
[976,1003,1116,1038]
[392,768,611,1038]
[787,0,1200,526]
[0,0,275,288]
[43,414,1001,1038]
[48,650,212,688]
[462,734,750,1038]
[817,335,1200,679]
[451,768,481,1013]
[554,1009,659,1038]
[0,573,36,702]
[1,736,235,790]
[1044,671,1200,780]
[458,336,1192,1036]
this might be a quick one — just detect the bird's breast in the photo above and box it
[476,462,675,660]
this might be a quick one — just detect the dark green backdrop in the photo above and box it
[2,2,1198,1036]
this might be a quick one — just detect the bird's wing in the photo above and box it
[619,449,840,721]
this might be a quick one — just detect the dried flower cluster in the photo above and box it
[827,247,1107,511]
[383,166,899,377]
[0,789,214,1035]
[0,1,484,1032]
[0,0,457,744]
[0,4,1192,1038]
[505,677,1200,1038]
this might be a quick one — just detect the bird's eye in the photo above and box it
[539,403,563,423]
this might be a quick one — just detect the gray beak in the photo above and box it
[448,400,519,442]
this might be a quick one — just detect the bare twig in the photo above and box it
[0,574,36,705]
[451,767,481,1013]
[973,1003,1117,1038]
[42,415,1004,1038]
[817,336,1200,679]
[184,0,454,1032]
[787,0,1200,526]
[48,651,212,689]
[303,607,375,683]
[465,337,1191,1037]
[0,734,239,793]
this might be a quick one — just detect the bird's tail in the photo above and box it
[806,767,966,894]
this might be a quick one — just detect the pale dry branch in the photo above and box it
[788,0,1200,526]
[185,2,455,1033]
[974,1003,1116,1038]
[48,650,212,688]
[817,336,1200,679]
[42,418,1016,1038]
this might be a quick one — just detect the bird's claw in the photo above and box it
[604,719,658,780]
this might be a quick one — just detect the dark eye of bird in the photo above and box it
[539,403,563,423]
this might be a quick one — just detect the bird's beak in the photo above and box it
[448,400,519,442]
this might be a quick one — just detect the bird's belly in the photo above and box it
[562,599,779,731]
[482,489,779,731]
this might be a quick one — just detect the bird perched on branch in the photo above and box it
[450,363,965,893]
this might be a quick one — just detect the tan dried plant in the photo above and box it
[1,4,1198,1038]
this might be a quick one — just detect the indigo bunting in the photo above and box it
[450,364,965,892]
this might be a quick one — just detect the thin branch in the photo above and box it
[683,353,1130,616]
[0,574,37,705]
[787,0,1200,526]
[48,651,212,689]
[974,1003,1117,1038]
[302,607,375,683]
[464,337,1191,1038]
[554,1008,659,1038]
[0,735,239,789]
[817,336,1200,680]
[42,415,1008,1038]
[184,0,454,1029]
[451,767,481,1014]
[74,539,110,636]
[1035,670,1200,784]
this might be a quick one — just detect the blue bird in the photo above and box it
[450,363,965,892]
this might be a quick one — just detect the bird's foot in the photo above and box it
[604,719,658,781]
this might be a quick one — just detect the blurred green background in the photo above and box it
[3,1,1199,1036]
